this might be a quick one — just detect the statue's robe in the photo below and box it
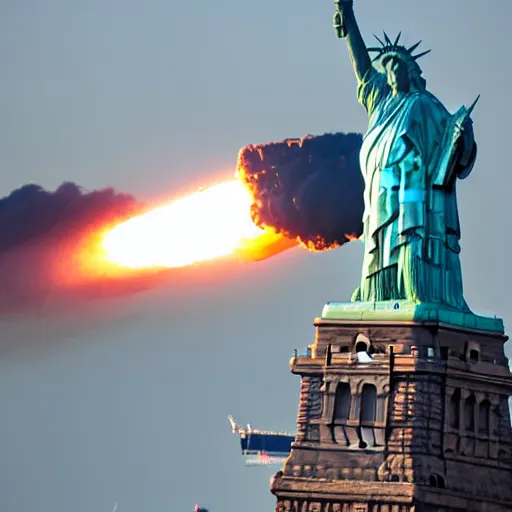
[352,67,476,309]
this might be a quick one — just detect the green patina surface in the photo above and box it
[328,1,500,328]
[321,300,504,333]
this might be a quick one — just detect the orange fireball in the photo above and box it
[101,180,296,269]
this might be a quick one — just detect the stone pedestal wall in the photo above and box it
[272,319,512,512]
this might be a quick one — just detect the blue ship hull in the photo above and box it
[229,416,295,466]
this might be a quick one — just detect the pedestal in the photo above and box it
[271,304,512,512]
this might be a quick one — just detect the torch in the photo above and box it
[333,0,352,39]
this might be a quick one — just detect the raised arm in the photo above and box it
[334,0,372,83]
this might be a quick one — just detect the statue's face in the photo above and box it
[384,56,410,93]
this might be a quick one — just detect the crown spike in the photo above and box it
[373,34,385,47]
[383,32,393,45]
[407,41,422,54]
[466,94,481,116]
[367,47,383,53]
[394,32,402,46]
[413,49,431,60]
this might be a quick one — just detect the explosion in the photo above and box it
[101,180,295,269]
[99,132,364,271]
[0,132,364,313]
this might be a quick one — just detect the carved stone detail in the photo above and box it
[297,375,323,441]
[274,320,512,511]
[308,377,323,418]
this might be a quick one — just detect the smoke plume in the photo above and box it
[237,132,364,251]
[0,182,149,313]
[0,132,365,314]
[0,182,139,252]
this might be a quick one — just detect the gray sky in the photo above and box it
[0,1,511,511]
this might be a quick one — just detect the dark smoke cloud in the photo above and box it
[237,132,364,251]
[0,182,138,251]
[0,182,149,314]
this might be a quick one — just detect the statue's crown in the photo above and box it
[368,32,431,66]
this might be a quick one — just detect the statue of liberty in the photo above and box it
[333,0,478,311]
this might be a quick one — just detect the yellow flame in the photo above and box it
[101,180,268,269]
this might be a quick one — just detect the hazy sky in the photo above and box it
[1,1,511,511]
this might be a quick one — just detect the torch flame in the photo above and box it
[101,180,295,269]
